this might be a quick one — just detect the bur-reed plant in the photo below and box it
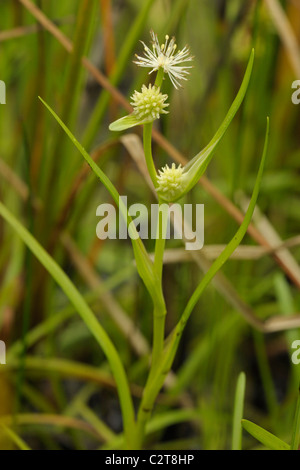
[0,29,269,450]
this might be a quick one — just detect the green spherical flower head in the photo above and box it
[130,84,169,122]
[156,163,184,200]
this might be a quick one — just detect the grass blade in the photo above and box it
[242,419,290,450]
[39,96,165,312]
[0,424,31,450]
[232,372,246,450]
[0,201,135,447]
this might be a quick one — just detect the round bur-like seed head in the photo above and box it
[130,84,169,122]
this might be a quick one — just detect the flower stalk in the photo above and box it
[98,30,256,449]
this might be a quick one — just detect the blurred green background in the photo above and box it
[0,0,300,450]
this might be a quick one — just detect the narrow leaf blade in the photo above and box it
[232,372,246,450]
[183,49,255,194]
[39,97,164,308]
[242,419,290,450]
[109,113,152,131]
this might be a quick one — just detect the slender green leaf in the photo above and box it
[38,97,165,312]
[0,201,135,447]
[175,117,269,342]
[109,113,156,132]
[232,372,246,450]
[158,49,255,203]
[242,419,290,450]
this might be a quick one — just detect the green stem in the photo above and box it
[151,307,166,376]
[232,372,246,450]
[133,204,168,448]
[140,68,168,374]
[134,66,168,444]
[142,67,165,189]
[133,121,269,449]
[143,123,158,188]
[153,201,167,280]
[155,67,165,88]
[151,201,168,370]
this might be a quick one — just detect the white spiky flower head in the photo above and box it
[157,163,185,199]
[134,30,193,89]
[131,84,169,121]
